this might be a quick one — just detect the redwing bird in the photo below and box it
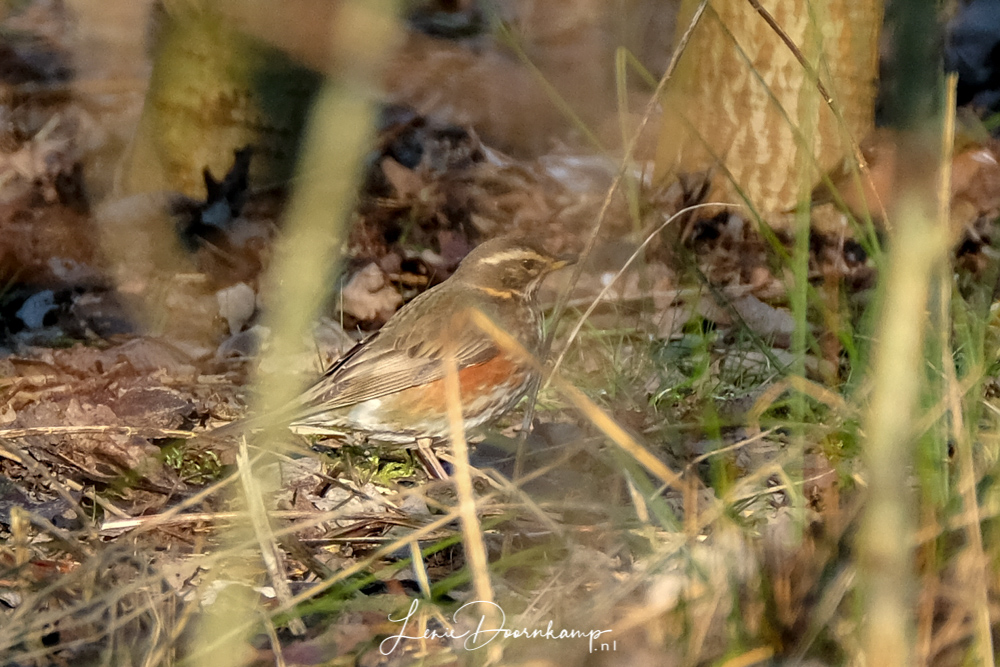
[210,237,572,444]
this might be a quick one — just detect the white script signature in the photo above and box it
[380,599,613,655]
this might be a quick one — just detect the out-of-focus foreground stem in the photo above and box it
[190,2,402,666]
[857,162,945,666]
[856,4,942,664]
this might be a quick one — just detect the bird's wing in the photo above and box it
[292,302,501,413]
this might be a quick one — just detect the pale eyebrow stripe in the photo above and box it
[472,285,519,298]
[477,250,548,265]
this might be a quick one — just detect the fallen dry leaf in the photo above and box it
[340,263,403,324]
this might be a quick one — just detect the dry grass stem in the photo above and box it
[550,201,740,380]
[470,309,694,502]
[938,75,995,666]
[444,351,495,605]
[236,440,306,636]
[520,0,710,437]
[857,111,949,667]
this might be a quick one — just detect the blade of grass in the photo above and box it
[236,440,305,636]
[443,349,496,609]
[516,0,710,475]
[786,1,825,532]
[550,201,739,381]
[857,92,945,667]
[937,74,995,667]
[190,1,404,664]
[470,309,693,526]
[857,178,939,667]
[614,46,642,230]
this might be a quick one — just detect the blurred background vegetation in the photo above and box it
[3,0,1000,665]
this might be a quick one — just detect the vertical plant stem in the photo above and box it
[191,3,402,665]
[858,3,940,662]
[444,346,501,665]
[443,351,495,606]
[237,441,305,637]
[937,75,996,667]
[789,2,824,529]
[858,195,943,666]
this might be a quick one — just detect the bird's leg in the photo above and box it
[415,437,448,479]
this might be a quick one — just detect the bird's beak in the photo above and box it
[550,253,577,271]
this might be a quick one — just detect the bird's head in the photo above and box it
[452,237,574,299]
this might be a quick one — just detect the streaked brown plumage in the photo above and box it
[213,237,571,443]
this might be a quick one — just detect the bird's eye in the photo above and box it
[521,259,537,270]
